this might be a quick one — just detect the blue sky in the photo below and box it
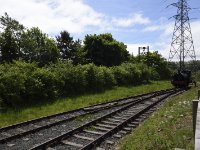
[0,0,200,59]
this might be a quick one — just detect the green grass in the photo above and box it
[119,85,198,150]
[0,81,172,128]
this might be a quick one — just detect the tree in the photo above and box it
[168,61,179,72]
[56,31,74,60]
[137,51,171,79]
[70,39,86,65]
[0,13,24,62]
[21,27,59,66]
[83,33,129,66]
[56,31,86,64]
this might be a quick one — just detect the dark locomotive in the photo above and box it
[171,69,192,87]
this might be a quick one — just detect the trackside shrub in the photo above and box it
[0,68,26,106]
[82,63,105,92]
[151,69,160,80]
[0,61,156,107]
[0,61,39,106]
[120,63,142,84]
[137,63,151,82]
[100,66,116,88]
[24,68,61,102]
[47,62,86,95]
[111,66,130,85]
[111,63,152,85]
[0,61,61,107]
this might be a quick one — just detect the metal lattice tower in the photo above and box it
[169,0,196,70]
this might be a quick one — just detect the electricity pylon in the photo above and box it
[169,0,196,70]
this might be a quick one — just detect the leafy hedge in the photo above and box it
[0,62,61,106]
[0,61,153,107]
[111,63,152,85]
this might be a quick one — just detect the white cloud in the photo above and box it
[0,0,151,36]
[160,21,200,61]
[2,0,198,61]
[142,17,172,32]
[127,20,200,61]
[142,25,164,32]
[191,21,200,59]
[0,0,103,34]
[112,13,150,27]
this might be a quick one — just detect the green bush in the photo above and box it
[0,61,155,107]
[100,66,116,88]
[0,61,61,107]
[0,68,26,106]
[112,63,151,85]
[137,63,152,82]
[49,62,116,94]
[47,61,86,96]
[0,62,33,106]
[111,65,130,85]
[151,69,160,80]
[24,68,61,102]
[121,63,142,84]
[194,70,200,81]
[82,63,105,92]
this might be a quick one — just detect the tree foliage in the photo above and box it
[0,14,131,66]
[136,51,171,79]
[56,31,73,60]
[0,13,175,109]
[84,33,129,66]
[56,31,86,64]
[0,13,59,65]
[0,61,152,107]
[21,27,59,66]
[0,13,24,62]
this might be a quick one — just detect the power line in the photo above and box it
[169,0,196,70]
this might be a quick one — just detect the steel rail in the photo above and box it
[0,88,168,132]
[29,88,178,150]
[0,88,175,144]
[0,89,166,144]
[80,89,181,150]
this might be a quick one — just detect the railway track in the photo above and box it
[0,88,184,150]
[0,90,159,143]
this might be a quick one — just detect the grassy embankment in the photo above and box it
[119,85,198,150]
[0,81,171,128]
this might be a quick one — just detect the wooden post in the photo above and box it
[198,90,200,100]
[193,100,199,136]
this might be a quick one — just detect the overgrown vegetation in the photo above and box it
[0,12,197,149]
[0,61,153,108]
[0,13,173,108]
[119,86,198,150]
